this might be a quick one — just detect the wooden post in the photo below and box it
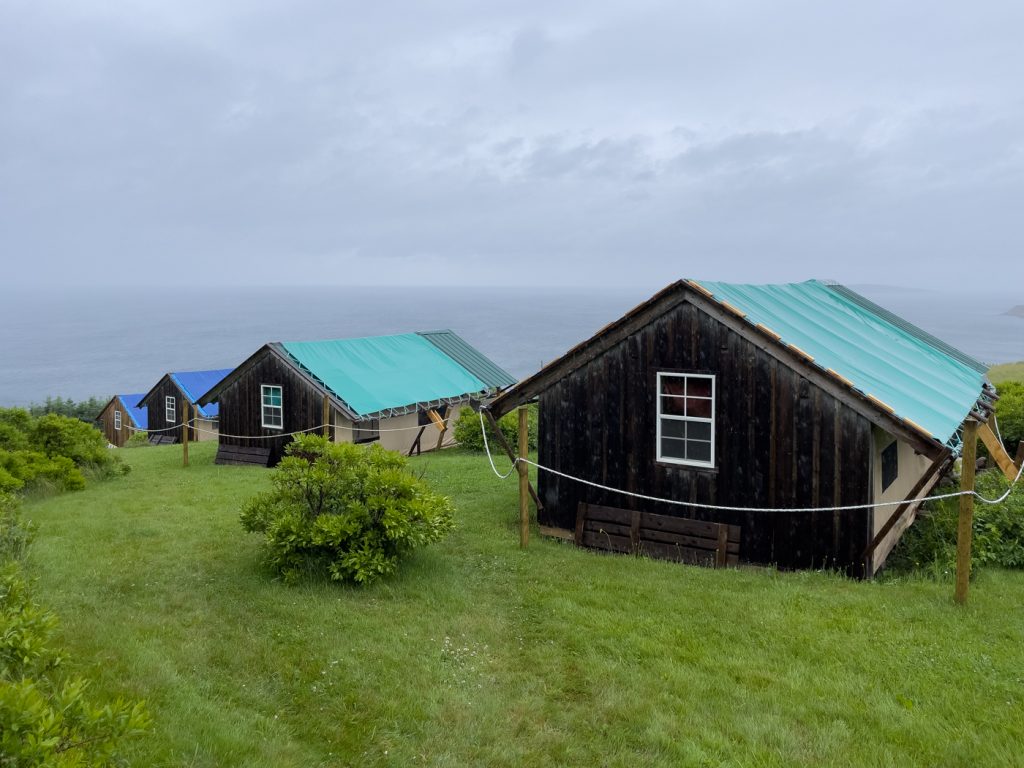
[518,406,529,549]
[182,402,190,468]
[322,394,330,439]
[955,419,978,605]
[484,409,543,511]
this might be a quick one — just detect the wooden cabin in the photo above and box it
[137,369,234,444]
[95,394,148,447]
[198,330,516,466]
[488,279,996,577]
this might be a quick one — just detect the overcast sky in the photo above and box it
[2,1,1022,289]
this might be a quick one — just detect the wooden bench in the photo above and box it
[575,502,740,568]
[215,445,272,467]
[148,435,178,445]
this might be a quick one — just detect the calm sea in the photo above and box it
[0,285,1020,407]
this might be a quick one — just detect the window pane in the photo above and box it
[686,397,712,418]
[687,421,712,441]
[660,396,686,416]
[661,419,686,439]
[688,378,712,398]
[660,437,687,459]
[686,440,712,463]
[660,376,686,396]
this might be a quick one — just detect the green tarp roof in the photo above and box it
[697,280,987,447]
[280,332,493,417]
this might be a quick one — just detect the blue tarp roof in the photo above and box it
[170,369,233,418]
[118,394,148,430]
[696,280,987,447]
[280,333,491,417]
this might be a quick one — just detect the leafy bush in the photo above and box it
[240,435,456,585]
[0,563,151,765]
[886,470,1024,576]
[0,450,85,494]
[453,405,537,452]
[0,494,34,563]
[124,431,151,448]
[30,413,110,468]
[994,380,1024,455]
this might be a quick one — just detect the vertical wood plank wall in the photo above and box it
[216,352,327,466]
[98,397,130,447]
[537,300,874,576]
[142,379,191,442]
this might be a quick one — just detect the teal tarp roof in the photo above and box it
[280,333,490,417]
[696,280,987,447]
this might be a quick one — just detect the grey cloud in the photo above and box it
[1,1,1022,290]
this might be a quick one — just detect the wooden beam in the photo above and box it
[861,453,950,575]
[483,409,543,511]
[955,419,979,605]
[182,402,190,467]
[978,422,1018,482]
[407,426,426,457]
[518,407,529,549]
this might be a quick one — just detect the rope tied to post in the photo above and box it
[478,410,1024,513]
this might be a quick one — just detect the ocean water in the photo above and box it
[0,284,1020,407]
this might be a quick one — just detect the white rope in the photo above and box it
[478,410,519,480]
[189,423,329,440]
[479,412,1024,512]
[187,416,452,440]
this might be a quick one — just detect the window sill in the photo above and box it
[655,460,719,475]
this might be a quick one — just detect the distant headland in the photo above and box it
[1005,305,1024,318]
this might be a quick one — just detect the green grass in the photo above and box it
[22,442,1024,766]
[990,361,1024,384]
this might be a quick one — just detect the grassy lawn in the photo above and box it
[990,361,1024,384]
[22,442,1024,767]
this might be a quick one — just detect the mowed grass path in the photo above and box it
[24,442,1024,767]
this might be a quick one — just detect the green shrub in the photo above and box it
[240,435,456,585]
[0,423,29,452]
[0,494,34,563]
[30,413,110,468]
[994,381,1024,455]
[0,564,150,765]
[886,470,1024,576]
[0,408,33,435]
[0,450,86,493]
[453,405,537,452]
[124,431,151,448]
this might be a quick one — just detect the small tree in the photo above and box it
[994,380,1023,454]
[240,435,456,585]
[452,406,537,452]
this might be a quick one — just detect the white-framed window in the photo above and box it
[261,385,283,429]
[656,372,715,468]
[165,396,176,423]
[114,410,122,431]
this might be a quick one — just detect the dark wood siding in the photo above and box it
[216,349,327,465]
[97,397,132,448]
[536,299,874,576]
[140,377,195,442]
